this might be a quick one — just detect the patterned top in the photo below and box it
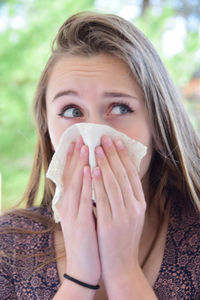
[0,199,199,300]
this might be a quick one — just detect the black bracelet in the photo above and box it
[63,273,100,290]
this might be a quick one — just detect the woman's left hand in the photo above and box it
[92,135,147,287]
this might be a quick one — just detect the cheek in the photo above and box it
[47,106,70,150]
[47,118,64,151]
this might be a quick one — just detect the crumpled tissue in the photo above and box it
[46,123,147,222]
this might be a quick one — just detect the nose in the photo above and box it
[86,112,106,125]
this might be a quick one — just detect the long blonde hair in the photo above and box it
[18,12,200,219]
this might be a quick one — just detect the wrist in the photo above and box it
[63,273,100,290]
[105,265,157,300]
[54,280,96,299]
[65,266,100,286]
[105,261,140,287]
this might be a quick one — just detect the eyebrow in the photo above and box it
[52,90,137,102]
[104,92,137,99]
[52,90,78,102]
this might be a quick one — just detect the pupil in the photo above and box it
[73,108,81,117]
[120,105,128,114]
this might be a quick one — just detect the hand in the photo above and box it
[59,136,101,285]
[92,135,146,286]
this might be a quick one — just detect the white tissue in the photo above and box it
[46,123,147,223]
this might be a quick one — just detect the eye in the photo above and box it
[110,103,134,115]
[58,105,83,118]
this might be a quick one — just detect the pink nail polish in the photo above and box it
[96,146,105,158]
[103,135,112,147]
[68,142,75,154]
[94,167,101,177]
[115,139,124,150]
[84,166,89,176]
[76,136,82,149]
[80,145,87,157]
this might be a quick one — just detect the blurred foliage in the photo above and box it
[0,0,199,211]
[0,0,94,210]
[135,6,200,131]
[135,7,200,86]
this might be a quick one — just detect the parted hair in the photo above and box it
[6,12,200,224]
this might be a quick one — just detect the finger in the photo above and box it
[114,139,146,206]
[92,166,112,221]
[69,136,84,173]
[63,141,76,182]
[101,135,134,208]
[63,144,90,217]
[62,136,83,183]
[79,166,93,218]
[95,146,124,217]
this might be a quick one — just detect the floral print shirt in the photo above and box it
[0,199,199,300]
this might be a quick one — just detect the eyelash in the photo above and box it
[58,104,81,118]
[58,101,134,118]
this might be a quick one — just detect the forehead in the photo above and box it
[49,54,130,78]
[46,54,143,98]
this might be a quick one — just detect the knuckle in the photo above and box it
[116,169,127,183]
[110,182,120,195]
[134,202,146,216]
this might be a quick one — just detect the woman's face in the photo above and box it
[46,54,152,179]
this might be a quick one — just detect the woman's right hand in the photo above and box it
[58,136,101,286]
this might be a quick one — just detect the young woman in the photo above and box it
[0,12,199,300]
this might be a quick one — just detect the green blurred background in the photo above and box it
[0,0,199,211]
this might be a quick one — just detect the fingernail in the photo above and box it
[76,136,82,149]
[80,145,87,157]
[68,142,75,154]
[115,139,124,150]
[84,166,90,176]
[93,167,101,177]
[96,146,105,158]
[102,135,112,147]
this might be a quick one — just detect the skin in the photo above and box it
[46,54,158,299]
[46,55,152,180]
